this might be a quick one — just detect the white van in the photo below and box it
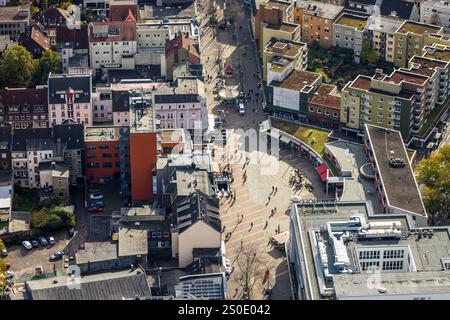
[239,103,245,115]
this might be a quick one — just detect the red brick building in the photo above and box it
[307,84,341,129]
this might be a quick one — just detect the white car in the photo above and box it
[239,103,245,115]
[5,270,14,279]
[22,241,33,250]
[89,192,103,200]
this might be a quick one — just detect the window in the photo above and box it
[382,260,403,271]
[102,162,113,168]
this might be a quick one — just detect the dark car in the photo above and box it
[49,251,64,261]
[68,227,75,237]
[31,240,39,248]
[38,236,48,246]
[88,206,103,213]
[90,200,105,207]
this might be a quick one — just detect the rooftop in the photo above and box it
[175,273,226,300]
[365,16,403,34]
[75,241,118,264]
[0,4,30,22]
[26,269,151,300]
[269,69,321,92]
[84,126,124,142]
[309,84,341,110]
[290,199,450,300]
[265,21,299,33]
[409,56,449,77]
[296,0,344,20]
[118,227,148,257]
[396,20,442,36]
[365,124,426,217]
[423,44,450,62]
[386,70,428,86]
[335,14,368,31]
[349,75,416,100]
[154,78,205,103]
[264,38,305,58]
[160,129,185,145]
[262,0,293,12]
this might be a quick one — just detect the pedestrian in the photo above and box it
[250,222,253,229]
[265,220,268,229]
[268,195,271,202]
[272,186,275,192]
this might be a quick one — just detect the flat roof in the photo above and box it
[160,129,185,145]
[386,70,428,86]
[422,45,450,62]
[396,20,442,35]
[335,14,368,31]
[349,75,415,100]
[118,227,148,257]
[85,126,122,142]
[309,84,341,110]
[270,69,321,92]
[296,1,344,20]
[365,124,426,216]
[263,0,293,11]
[265,22,299,33]
[409,56,449,77]
[365,16,403,34]
[264,39,305,58]
[75,242,118,264]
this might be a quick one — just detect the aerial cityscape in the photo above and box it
[0,0,449,302]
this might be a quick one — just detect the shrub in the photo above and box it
[46,214,64,231]
[30,208,50,229]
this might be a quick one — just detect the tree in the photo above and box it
[46,214,63,230]
[0,239,5,252]
[361,39,379,65]
[336,78,346,90]
[32,49,61,86]
[233,243,267,299]
[60,1,73,10]
[0,46,37,88]
[30,208,50,229]
[81,8,93,24]
[416,145,450,225]
[50,206,75,227]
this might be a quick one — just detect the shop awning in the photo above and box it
[320,171,328,182]
[316,163,327,175]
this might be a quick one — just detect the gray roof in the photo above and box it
[75,241,118,264]
[52,120,84,149]
[380,0,415,20]
[365,124,426,216]
[112,90,130,112]
[25,138,53,151]
[176,191,220,233]
[12,128,52,151]
[48,73,92,104]
[26,269,151,300]
[175,273,226,300]
[154,78,205,104]
[118,227,148,257]
[168,168,213,198]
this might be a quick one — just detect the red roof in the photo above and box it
[124,9,136,22]
[224,65,234,74]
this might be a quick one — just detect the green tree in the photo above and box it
[336,78,346,90]
[416,145,450,225]
[0,239,5,252]
[361,39,379,65]
[30,208,50,229]
[0,46,37,88]
[46,214,63,230]
[50,207,75,227]
[32,49,61,86]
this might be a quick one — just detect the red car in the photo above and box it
[88,206,103,213]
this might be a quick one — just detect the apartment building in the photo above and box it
[48,73,93,126]
[333,13,368,63]
[421,0,450,31]
[92,86,113,123]
[287,200,445,300]
[165,33,200,81]
[0,124,11,170]
[262,38,308,81]
[84,126,130,184]
[393,20,450,67]
[56,26,90,73]
[0,4,31,41]
[153,77,208,132]
[266,69,322,121]
[364,124,427,223]
[84,0,110,16]
[88,18,138,73]
[0,87,49,129]
[294,0,344,49]
[307,84,341,129]
[340,69,430,141]
[365,15,403,63]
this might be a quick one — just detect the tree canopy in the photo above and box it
[361,39,379,65]
[0,46,37,88]
[32,49,61,86]
[416,145,450,225]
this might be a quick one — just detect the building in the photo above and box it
[175,273,227,300]
[365,15,403,63]
[164,32,200,81]
[340,69,431,141]
[174,191,221,268]
[294,0,344,49]
[0,124,11,170]
[88,17,138,74]
[364,124,427,225]
[48,73,93,126]
[84,0,110,16]
[52,120,84,185]
[56,26,89,73]
[307,84,341,129]
[84,126,130,186]
[129,90,158,204]
[36,7,74,28]
[38,161,69,199]
[345,0,378,15]
[393,20,450,68]
[333,13,368,63]
[0,4,31,41]
[262,38,308,81]
[26,269,151,300]
[421,0,450,31]
[0,86,49,129]
[153,77,207,132]
[18,26,50,59]
[379,0,419,21]
[287,199,450,300]
[92,86,113,123]
[266,69,322,121]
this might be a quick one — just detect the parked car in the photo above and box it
[214,117,223,128]
[90,200,105,207]
[88,206,104,213]
[47,236,56,245]
[1,248,7,257]
[5,270,14,279]
[50,251,64,261]
[31,240,39,248]
[239,103,245,115]
[22,241,33,250]
[38,236,48,246]
[89,192,103,200]
[68,227,75,237]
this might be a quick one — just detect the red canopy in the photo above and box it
[224,65,234,74]
[320,171,328,182]
[316,163,327,175]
